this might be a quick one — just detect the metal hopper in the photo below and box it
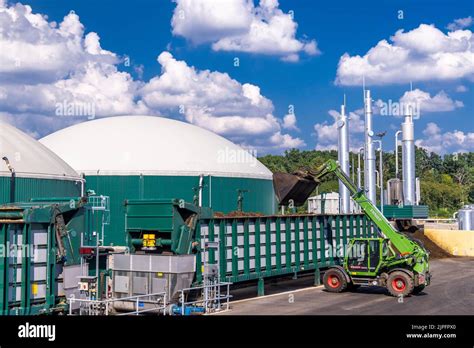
[273,171,319,206]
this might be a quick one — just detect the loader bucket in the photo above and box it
[273,172,318,206]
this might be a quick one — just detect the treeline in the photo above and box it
[259,148,474,217]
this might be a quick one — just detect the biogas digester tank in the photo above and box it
[0,121,82,203]
[40,116,275,246]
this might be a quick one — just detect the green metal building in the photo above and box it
[40,116,275,246]
[0,121,82,204]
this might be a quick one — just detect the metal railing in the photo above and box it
[418,218,457,224]
[67,292,167,316]
[177,281,232,315]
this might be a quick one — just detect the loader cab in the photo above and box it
[345,238,386,276]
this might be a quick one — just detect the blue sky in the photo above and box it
[1,0,473,154]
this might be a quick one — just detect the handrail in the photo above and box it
[68,291,167,316]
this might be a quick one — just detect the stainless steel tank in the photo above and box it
[458,205,474,231]
[387,178,403,205]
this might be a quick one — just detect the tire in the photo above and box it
[386,271,414,297]
[323,268,348,293]
[412,285,425,295]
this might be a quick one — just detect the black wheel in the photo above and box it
[412,285,425,295]
[386,271,414,297]
[323,268,348,293]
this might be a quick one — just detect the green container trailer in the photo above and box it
[124,199,377,294]
[0,198,87,315]
[196,214,376,288]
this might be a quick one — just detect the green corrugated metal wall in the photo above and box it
[196,214,377,284]
[85,175,275,246]
[0,176,81,204]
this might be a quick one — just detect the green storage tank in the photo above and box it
[0,121,82,204]
[40,116,275,246]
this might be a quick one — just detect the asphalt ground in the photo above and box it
[216,257,474,315]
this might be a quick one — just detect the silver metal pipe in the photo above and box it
[415,177,421,205]
[395,130,402,178]
[337,102,350,213]
[357,147,364,189]
[198,174,204,207]
[351,154,355,182]
[402,105,415,205]
[374,140,384,213]
[364,90,376,204]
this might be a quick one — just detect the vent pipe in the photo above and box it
[2,156,16,203]
[337,98,350,213]
[402,105,416,205]
[364,90,376,204]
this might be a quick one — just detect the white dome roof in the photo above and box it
[39,116,273,180]
[0,121,79,180]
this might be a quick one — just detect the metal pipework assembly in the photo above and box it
[337,99,350,213]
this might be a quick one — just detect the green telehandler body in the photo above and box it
[273,159,431,296]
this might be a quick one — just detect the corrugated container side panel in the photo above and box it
[198,214,376,283]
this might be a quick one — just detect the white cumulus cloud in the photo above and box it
[416,122,474,154]
[269,131,305,149]
[313,109,365,151]
[171,0,319,62]
[139,52,303,150]
[399,89,464,113]
[456,85,468,92]
[282,113,298,130]
[0,2,303,152]
[336,24,474,85]
[447,16,473,31]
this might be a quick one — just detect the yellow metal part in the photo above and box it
[143,234,156,248]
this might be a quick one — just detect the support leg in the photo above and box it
[257,278,264,297]
[314,268,321,286]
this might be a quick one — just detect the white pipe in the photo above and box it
[402,105,415,205]
[198,174,204,207]
[337,101,350,214]
[374,140,384,213]
[364,90,376,204]
[357,147,364,189]
[415,177,421,206]
[208,175,212,208]
[395,130,402,178]
[78,178,85,197]
[351,155,355,183]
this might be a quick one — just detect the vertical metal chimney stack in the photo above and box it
[337,98,350,213]
[402,104,415,206]
[364,90,376,204]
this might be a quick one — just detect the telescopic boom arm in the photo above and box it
[274,160,428,264]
